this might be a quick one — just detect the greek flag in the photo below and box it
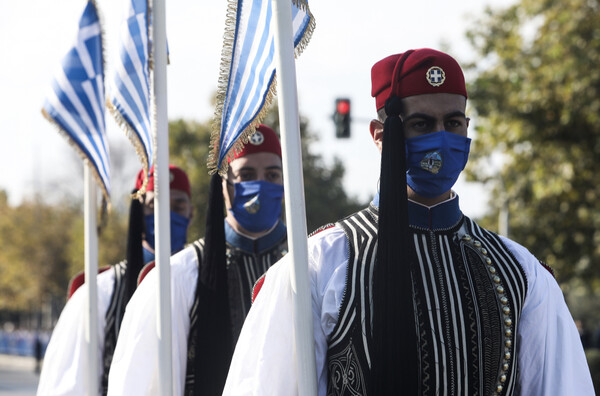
[107,0,153,193]
[42,1,110,200]
[209,0,315,174]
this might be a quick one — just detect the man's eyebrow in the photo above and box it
[265,165,283,171]
[235,166,257,172]
[403,111,467,122]
[444,111,467,119]
[402,113,435,123]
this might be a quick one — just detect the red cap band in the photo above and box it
[230,124,281,161]
[371,48,467,111]
[135,164,191,198]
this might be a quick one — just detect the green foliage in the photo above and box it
[465,0,600,288]
[168,107,365,240]
[0,108,363,318]
[168,119,213,241]
[0,193,77,310]
[0,191,129,312]
[260,106,365,232]
[65,209,129,279]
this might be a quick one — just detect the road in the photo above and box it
[0,354,39,396]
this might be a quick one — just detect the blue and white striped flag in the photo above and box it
[107,0,153,194]
[209,0,315,174]
[42,0,110,200]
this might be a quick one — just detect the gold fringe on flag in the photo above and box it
[148,0,159,193]
[292,0,316,59]
[90,0,108,89]
[208,0,316,176]
[106,100,150,199]
[41,108,112,215]
[40,0,112,220]
[108,0,155,200]
[146,0,154,71]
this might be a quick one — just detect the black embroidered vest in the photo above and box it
[326,205,528,396]
[184,237,287,394]
[101,260,127,395]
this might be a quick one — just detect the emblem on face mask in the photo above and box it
[243,195,261,214]
[426,66,445,87]
[249,131,264,145]
[420,151,442,174]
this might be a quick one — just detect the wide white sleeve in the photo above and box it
[36,270,114,396]
[502,237,595,395]
[223,226,349,396]
[107,247,198,396]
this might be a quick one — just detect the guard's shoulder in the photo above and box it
[538,259,555,278]
[498,234,555,279]
[251,273,267,304]
[67,265,112,300]
[308,223,336,238]
[137,261,156,286]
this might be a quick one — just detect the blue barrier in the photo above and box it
[0,331,50,357]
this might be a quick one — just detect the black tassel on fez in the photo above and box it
[371,96,419,394]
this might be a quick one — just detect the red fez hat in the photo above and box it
[371,48,467,110]
[135,164,191,198]
[230,124,281,161]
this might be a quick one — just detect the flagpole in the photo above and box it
[152,0,173,394]
[83,161,99,396]
[271,0,318,394]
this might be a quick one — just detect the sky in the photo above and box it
[0,0,512,218]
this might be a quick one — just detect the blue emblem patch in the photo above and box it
[420,151,443,174]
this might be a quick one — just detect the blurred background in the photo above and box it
[1,0,599,393]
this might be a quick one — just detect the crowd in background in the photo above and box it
[0,325,50,358]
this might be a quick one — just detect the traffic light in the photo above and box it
[334,98,351,138]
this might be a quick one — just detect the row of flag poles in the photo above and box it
[42,0,316,394]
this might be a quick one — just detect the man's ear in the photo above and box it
[369,119,384,153]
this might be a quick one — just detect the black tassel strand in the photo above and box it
[371,96,420,394]
[191,173,232,395]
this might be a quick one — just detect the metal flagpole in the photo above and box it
[152,0,173,394]
[271,0,318,394]
[83,161,99,396]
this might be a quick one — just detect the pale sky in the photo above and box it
[0,0,511,217]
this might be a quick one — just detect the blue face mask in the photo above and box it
[142,246,155,264]
[405,131,471,198]
[144,211,190,254]
[230,180,284,233]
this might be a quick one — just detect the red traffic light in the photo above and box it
[336,99,350,115]
[334,98,351,138]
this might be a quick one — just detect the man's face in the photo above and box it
[143,189,192,219]
[369,93,469,152]
[400,93,469,139]
[223,152,283,206]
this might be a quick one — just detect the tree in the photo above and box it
[0,189,129,323]
[260,105,365,232]
[464,0,600,293]
[0,111,363,324]
[168,119,213,241]
[0,193,78,311]
[65,207,130,280]
[168,107,365,240]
